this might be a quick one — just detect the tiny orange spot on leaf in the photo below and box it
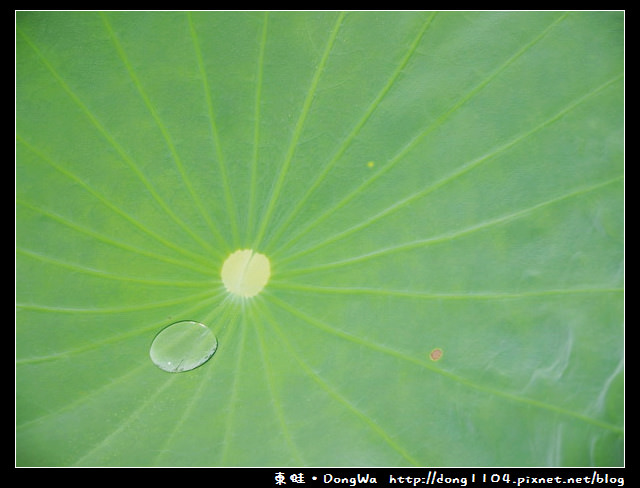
[429,348,443,361]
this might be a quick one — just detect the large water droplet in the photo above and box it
[149,320,218,373]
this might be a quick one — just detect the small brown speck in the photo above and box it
[429,348,443,361]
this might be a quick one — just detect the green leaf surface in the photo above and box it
[16,11,624,467]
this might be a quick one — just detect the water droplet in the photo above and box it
[221,249,271,298]
[149,320,218,373]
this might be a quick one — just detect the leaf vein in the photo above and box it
[280,167,622,276]
[16,136,216,269]
[260,298,421,465]
[272,12,572,258]
[101,13,227,254]
[253,12,346,249]
[188,12,240,246]
[265,11,438,253]
[267,294,622,434]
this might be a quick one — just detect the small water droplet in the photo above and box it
[149,320,218,373]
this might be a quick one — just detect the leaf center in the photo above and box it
[221,249,271,298]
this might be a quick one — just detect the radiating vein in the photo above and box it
[253,304,304,465]
[188,12,240,247]
[259,299,420,465]
[17,135,215,272]
[269,282,623,300]
[16,202,216,279]
[73,374,179,466]
[152,297,241,466]
[18,295,226,439]
[253,12,346,250]
[282,68,622,265]
[100,13,227,255]
[272,12,571,259]
[152,370,211,466]
[265,11,437,254]
[17,364,147,430]
[280,174,622,276]
[16,288,214,315]
[16,293,223,366]
[266,294,622,434]
[246,12,269,242]
[219,310,247,465]
[152,360,213,466]
[18,250,210,291]
[18,24,224,261]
